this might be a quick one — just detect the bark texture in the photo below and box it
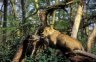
[87,28,96,52]
[71,4,83,39]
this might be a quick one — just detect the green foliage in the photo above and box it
[26,47,69,62]
[92,46,96,55]
[55,20,69,30]
[0,37,20,62]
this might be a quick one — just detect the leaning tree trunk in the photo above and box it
[12,36,30,62]
[87,28,96,53]
[12,44,24,62]
[2,0,8,42]
[71,1,83,39]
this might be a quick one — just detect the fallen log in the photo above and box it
[73,50,96,60]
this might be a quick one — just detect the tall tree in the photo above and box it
[71,0,84,39]
[2,0,8,42]
[21,0,26,36]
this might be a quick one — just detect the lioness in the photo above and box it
[42,27,84,52]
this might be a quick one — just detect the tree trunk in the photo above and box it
[12,44,24,62]
[2,0,8,42]
[10,0,18,18]
[12,36,30,62]
[87,28,96,52]
[71,3,83,39]
[21,0,26,36]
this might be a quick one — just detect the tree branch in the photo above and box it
[73,50,96,60]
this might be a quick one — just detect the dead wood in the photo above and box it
[12,36,30,62]
[12,44,23,62]
[12,34,48,62]
[73,50,96,60]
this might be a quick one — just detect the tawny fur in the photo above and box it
[42,27,84,52]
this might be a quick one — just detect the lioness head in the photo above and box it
[42,27,55,37]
